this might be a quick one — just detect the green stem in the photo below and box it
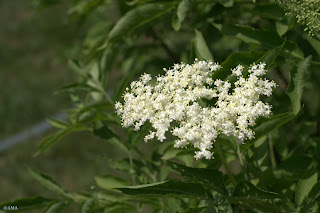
[268,134,277,169]
[216,140,237,187]
[237,143,247,180]
[128,152,136,185]
[135,147,157,182]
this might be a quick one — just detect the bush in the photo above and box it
[1,0,320,212]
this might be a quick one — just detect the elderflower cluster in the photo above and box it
[276,0,320,36]
[115,59,276,160]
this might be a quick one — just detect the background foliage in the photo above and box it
[1,0,320,212]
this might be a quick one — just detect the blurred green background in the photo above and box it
[0,0,113,206]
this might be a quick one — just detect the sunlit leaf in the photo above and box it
[172,0,194,31]
[295,169,318,206]
[286,56,312,115]
[193,29,214,61]
[218,0,234,7]
[276,21,289,37]
[95,175,128,190]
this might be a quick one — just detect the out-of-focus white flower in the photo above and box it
[276,0,320,36]
[115,59,276,160]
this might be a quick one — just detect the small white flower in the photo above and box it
[232,65,244,76]
[115,59,276,160]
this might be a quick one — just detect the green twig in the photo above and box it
[268,134,277,169]
[128,152,136,185]
[237,143,247,180]
[216,140,237,187]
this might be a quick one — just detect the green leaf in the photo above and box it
[300,197,319,213]
[114,56,140,102]
[256,40,286,68]
[93,121,129,153]
[77,101,114,114]
[104,2,175,45]
[247,136,269,172]
[251,4,284,20]
[68,0,103,18]
[212,23,281,46]
[309,181,320,201]
[102,202,136,213]
[117,180,213,200]
[193,29,214,61]
[34,124,86,156]
[218,0,234,7]
[74,101,115,123]
[252,0,256,2]
[305,36,320,56]
[242,112,296,151]
[286,56,312,115]
[164,198,188,213]
[57,82,101,94]
[253,112,296,140]
[95,175,129,190]
[295,169,318,206]
[80,199,96,213]
[161,148,183,160]
[213,51,265,80]
[0,196,55,211]
[276,21,289,37]
[47,118,69,129]
[68,59,85,77]
[167,161,228,196]
[45,202,69,213]
[172,0,193,31]
[93,121,116,140]
[277,155,313,179]
[103,157,131,172]
[27,167,74,200]
[212,23,304,58]
[182,207,207,213]
[229,181,289,211]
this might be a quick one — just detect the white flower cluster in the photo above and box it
[115,59,276,160]
[276,0,320,36]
